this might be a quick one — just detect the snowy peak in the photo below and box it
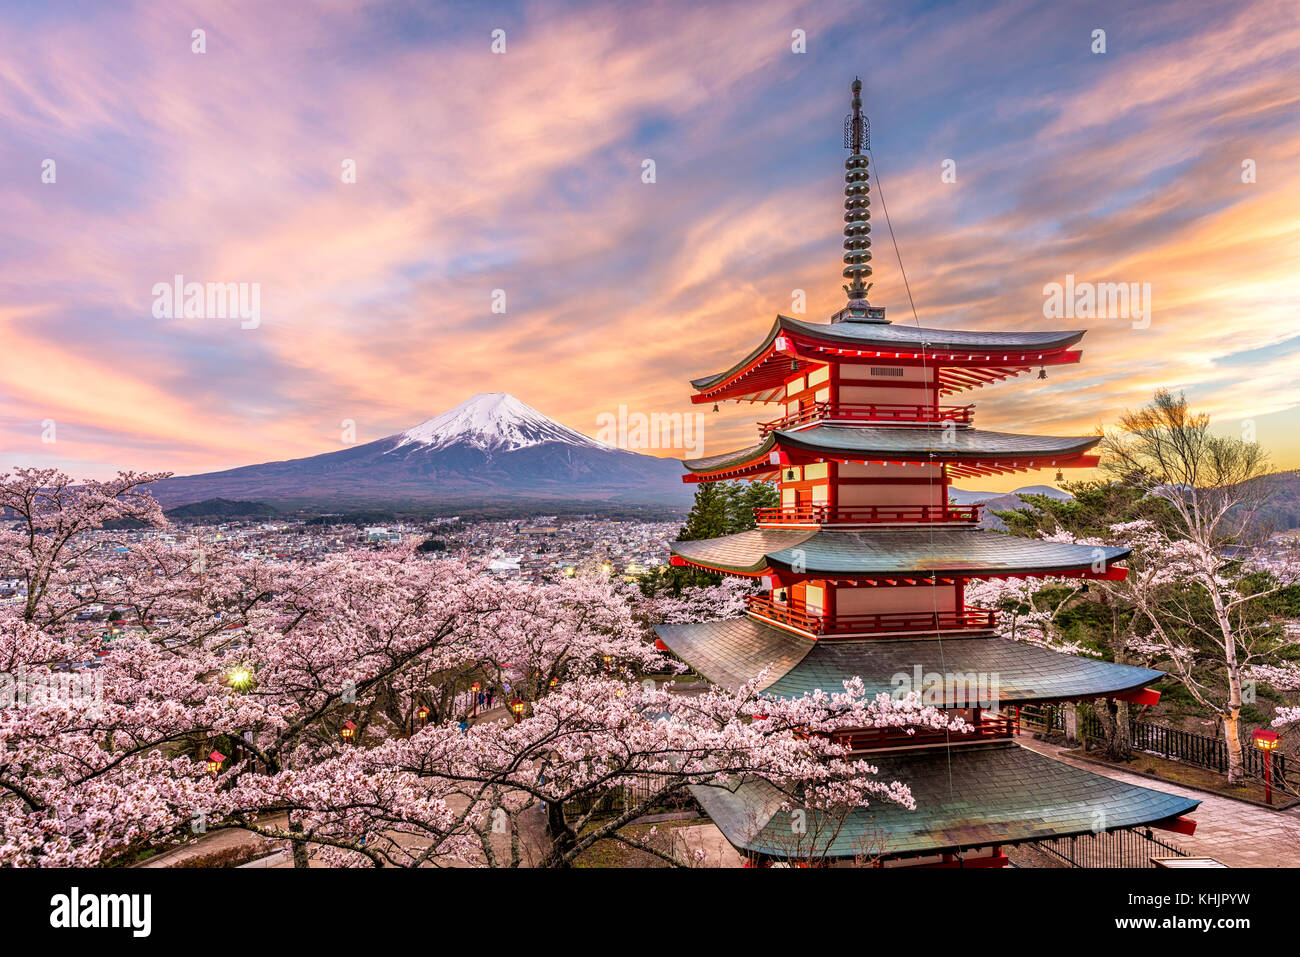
[389,393,608,454]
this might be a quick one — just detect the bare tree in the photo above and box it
[1101,390,1300,783]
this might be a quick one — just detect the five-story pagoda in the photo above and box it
[656,79,1200,867]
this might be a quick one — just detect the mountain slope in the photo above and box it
[151,393,691,510]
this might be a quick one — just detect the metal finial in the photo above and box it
[844,77,869,153]
[837,77,882,320]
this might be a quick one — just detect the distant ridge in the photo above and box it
[164,499,279,521]
[949,485,1073,530]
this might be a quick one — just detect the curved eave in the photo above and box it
[681,435,777,476]
[671,528,1131,580]
[775,426,1101,464]
[681,429,1102,483]
[689,316,1089,403]
[779,315,1087,354]
[656,617,1164,704]
[691,741,1199,860]
[689,319,782,394]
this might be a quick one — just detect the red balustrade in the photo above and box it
[752,504,981,526]
[759,402,974,435]
[834,713,1018,751]
[746,595,996,636]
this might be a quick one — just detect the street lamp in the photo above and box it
[1253,729,1280,805]
[510,698,525,718]
[206,750,226,776]
[603,655,612,676]
[341,720,357,744]
[471,681,481,716]
[416,705,429,723]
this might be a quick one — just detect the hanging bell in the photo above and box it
[1055,469,1063,481]
[1081,582,1090,594]
[712,403,719,413]
[786,469,796,481]
[790,359,799,372]
[1037,367,1047,380]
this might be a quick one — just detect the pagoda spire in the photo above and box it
[835,77,887,323]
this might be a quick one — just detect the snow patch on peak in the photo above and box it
[389,393,609,454]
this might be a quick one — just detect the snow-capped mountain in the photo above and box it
[390,393,608,455]
[152,394,689,510]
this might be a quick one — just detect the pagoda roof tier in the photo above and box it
[654,617,1162,703]
[690,741,1199,860]
[690,316,1085,404]
[681,426,1100,481]
[669,527,1130,580]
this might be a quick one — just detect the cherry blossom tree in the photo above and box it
[0,468,167,632]
[1100,390,1300,782]
[1,470,953,868]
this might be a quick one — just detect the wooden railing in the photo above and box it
[834,712,1018,751]
[759,402,974,435]
[746,596,996,636]
[753,504,981,526]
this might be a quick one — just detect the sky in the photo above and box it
[1,0,1297,493]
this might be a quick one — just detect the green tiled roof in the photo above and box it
[680,427,1097,473]
[655,617,1162,703]
[776,425,1098,461]
[682,436,776,473]
[690,316,1086,392]
[691,741,1199,859]
[656,617,815,690]
[671,527,1130,576]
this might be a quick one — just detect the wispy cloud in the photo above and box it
[1,0,1296,491]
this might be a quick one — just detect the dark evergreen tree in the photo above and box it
[676,481,732,542]
[732,481,780,531]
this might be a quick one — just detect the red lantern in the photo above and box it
[1253,729,1280,750]
[206,750,226,776]
[341,720,357,742]
[510,698,525,717]
[1254,729,1281,805]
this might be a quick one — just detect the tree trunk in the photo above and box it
[1223,708,1244,785]
[289,816,310,868]
[1206,562,1245,783]
[542,800,577,868]
[1093,697,1134,761]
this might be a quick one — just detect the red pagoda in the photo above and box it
[655,79,1199,866]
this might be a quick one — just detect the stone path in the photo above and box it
[1019,735,1300,867]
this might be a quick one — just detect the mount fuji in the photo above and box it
[151,393,692,511]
